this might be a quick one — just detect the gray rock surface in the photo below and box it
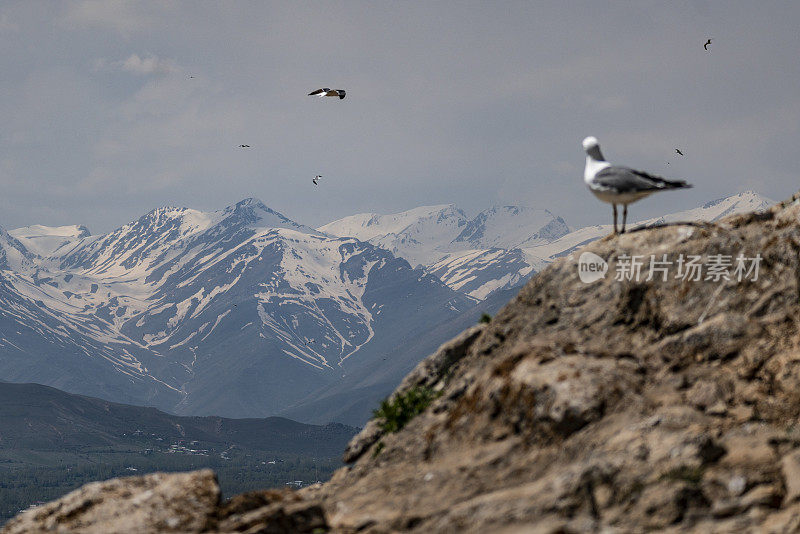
[2,471,327,534]
[315,190,800,532]
[2,470,220,534]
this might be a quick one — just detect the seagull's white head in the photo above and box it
[582,136,599,151]
[582,136,605,161]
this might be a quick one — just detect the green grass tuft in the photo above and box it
[479,313,492,324]
[373,386,440,434]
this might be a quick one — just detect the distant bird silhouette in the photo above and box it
[308,88,346,100]
[675,149,684,156]
[583,136,692,234]
[238,144,251,148]
[313,175,322,186]
[188,75,195,79]
[704,39,712,50]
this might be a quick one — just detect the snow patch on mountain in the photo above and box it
[9,224,91,257]
[452,206,569,249]
[0,226,35,271]
[321,203,570,299]
[319,205,469,267]
[428,248,547,300]
[641,190,773,227]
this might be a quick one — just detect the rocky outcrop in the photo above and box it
[2,470,326,534]
[2,470,221,534]
[7,191,800,533]
[312,190,800,532]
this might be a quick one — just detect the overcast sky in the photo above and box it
[1,1,798,233]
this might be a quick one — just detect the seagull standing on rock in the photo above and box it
[582,136,692,234]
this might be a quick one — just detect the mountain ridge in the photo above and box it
[0,191,776,425]
[0,198,477,422]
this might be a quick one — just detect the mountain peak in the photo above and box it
[220,198,319,235]
[224,197,277,220]
[233,197,267,209]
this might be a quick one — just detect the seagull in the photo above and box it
[313,175,322,186]
[704,39,712,50]
[582,136,692,234]
[238,144,251,148]
[675,149,684,156]
[308,88,346,100]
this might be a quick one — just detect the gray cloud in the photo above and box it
[94,54,179,76]
[0,1,798,233]
[0,12,17,33]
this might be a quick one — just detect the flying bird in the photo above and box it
[675,149,684,156]
[583,136,692,234]
[308,88,346,100]
[238,144,251,148]
[704,39,712,50]
[313,175,322,186]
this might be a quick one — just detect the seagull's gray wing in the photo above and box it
[308,88,326,96]
[593,166,692,192]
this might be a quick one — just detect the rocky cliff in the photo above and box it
[6,191,800,533]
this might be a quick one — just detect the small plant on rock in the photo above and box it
[373,386,440,433]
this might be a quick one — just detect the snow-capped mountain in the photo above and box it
[0,199,476,419]
[0,190,775,424]
[640,190,774,227]
[319,204,567,268]
[450,206,569,249]
[321,191,775,300]
[319,204,470,267]
[320,203,569,299]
